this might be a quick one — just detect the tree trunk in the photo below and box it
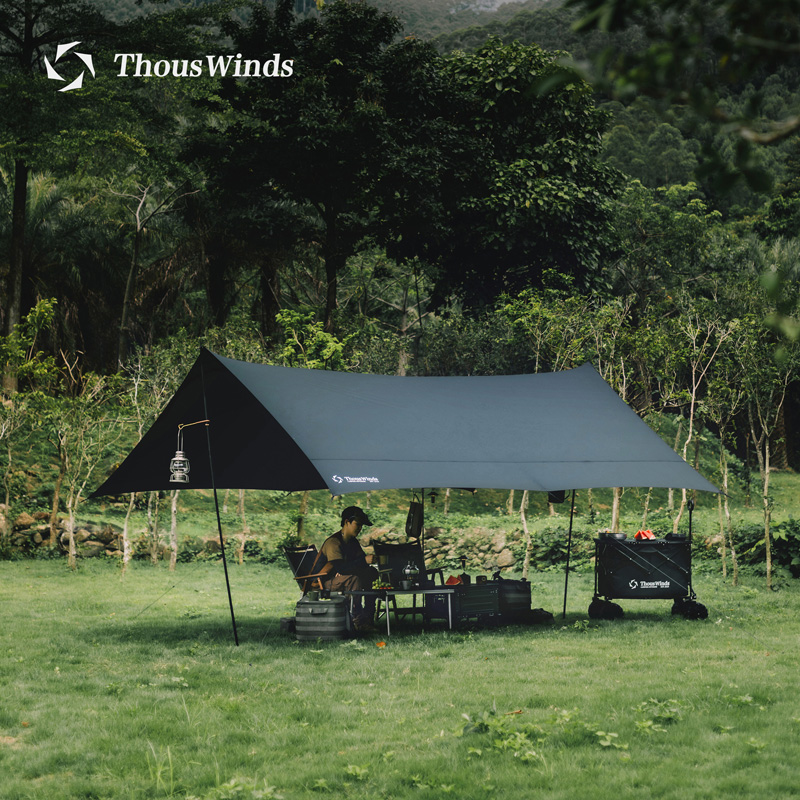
[717,491,727,579]
[323,237,344,334]
[667,420,684,513]
[673,417,695,533]
[763,440,773,591]
[672,488,687,534]
[611,487,621,533]
[121,493,135,577]
[520,490,532,579]
[117,230,141,369]
[169,489,179,571]
[397,284,410,376]
[724,471,738,588]
[744,434,752,508]
[236,488,249,564]
[749,404,774,591]
[297,490,310,539]
[66,495,78,571]
[506,489,515,515]
[444,488,451,516]
[641,487,652,529]
[147,491,160,565]
[3,159,29,394]
[49,454,66,547]
[3,441,12,510]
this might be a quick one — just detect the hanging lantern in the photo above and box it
[169,424,191,484]
[169,450,190,483]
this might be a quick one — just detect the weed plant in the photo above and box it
[1,560,799,799]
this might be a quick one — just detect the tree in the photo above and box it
[111,180,199,367]
[739,316,798,590]
[31,371,122,564]
[567,0,800,188]
[394,36,622,308]
[189,0,415,332]
[0,297,57,543]
[607,181,723,313]
[703,326,748,584]
[667,298,736,533]
[0,0,118,389]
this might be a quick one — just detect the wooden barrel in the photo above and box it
[295,595,352,641]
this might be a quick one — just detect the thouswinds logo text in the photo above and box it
[114,52,294,79]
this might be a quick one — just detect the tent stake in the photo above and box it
[562,489,576,620]
[202,364,239,647]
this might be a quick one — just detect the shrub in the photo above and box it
[733,519,800,577]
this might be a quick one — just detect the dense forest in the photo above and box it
[2,0,800,584]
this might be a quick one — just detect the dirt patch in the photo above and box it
[0,735,22,749]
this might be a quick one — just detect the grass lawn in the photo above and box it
[1,559,799,799]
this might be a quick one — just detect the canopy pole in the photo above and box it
[201,363,240,647]
[421,488,425,554]
[562,489,577,620]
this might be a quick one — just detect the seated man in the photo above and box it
[319,506,379,632]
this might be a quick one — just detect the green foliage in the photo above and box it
[524,526,595,573]
[0,298,58,389]
[566,0,800,192]
[734,518,800,578]
[422,36,621,305]
[275,310,357,370]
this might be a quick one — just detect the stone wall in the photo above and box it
[5,510,124,557]
[3,508,526,571]
[361,525,520,573]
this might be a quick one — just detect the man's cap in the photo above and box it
[341,506,373,526]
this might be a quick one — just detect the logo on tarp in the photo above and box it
[332,475,379,485]
[45,42,95,92]
[629,579,639,589]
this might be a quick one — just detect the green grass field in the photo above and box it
[2,559,799,799]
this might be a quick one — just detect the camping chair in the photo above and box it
[372,541,444,623]
[283,545,327,596]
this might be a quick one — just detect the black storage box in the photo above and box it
[425,582,500,624]
[595,538,691,600]
[497,578,532,620]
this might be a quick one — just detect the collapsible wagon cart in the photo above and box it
[589,503,707,620]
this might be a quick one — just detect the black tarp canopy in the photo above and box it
[94,348,718,497]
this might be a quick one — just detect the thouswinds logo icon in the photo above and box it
[45,42,95,92]
[44,42,294,91]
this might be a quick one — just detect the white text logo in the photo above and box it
[114,53,293,79]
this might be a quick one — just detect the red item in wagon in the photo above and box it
[634,529,655,540]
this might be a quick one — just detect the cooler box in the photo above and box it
[295,594,352,641]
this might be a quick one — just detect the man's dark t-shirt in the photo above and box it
[319,531,369,576]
